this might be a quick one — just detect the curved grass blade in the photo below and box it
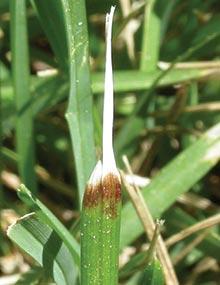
[10,0,37,193]
[120,122,220,248]
[18,184,80,266]
[62,0,96,204]
[7,214,77,285]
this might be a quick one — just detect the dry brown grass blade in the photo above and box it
[159,60,220,69]
[121,155,179,285]
[177,192,218,211]
[166,213,220,247]
[172,231,209,265]
[148,102,220,118]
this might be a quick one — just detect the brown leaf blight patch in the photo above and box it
[83,172,121,219]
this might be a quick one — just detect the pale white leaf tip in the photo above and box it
[102,6,119,177]
[88,160,103,185]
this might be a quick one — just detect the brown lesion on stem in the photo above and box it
[83,180,102,208]
[83,173,121,218]
[102,173,121,218]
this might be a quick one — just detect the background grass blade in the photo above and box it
[138,259,164,285]
[62,0,96,204]
[139,0,161,141]
[31,0,68,71]
[120,122,220,247]
[17,184,80,266]
[164,207,220,260]
[10,0,37,193]
[92,67,217,93]
[7,214,78,285]
[140,0,161,72]
[2,65,216,134]
[114,32,219,156]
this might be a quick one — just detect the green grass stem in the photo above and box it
[62,0,96,205]
[10,0,37,193]
[81,7,121,284]
[140,0,161,71]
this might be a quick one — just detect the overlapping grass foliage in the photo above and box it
[1,0,220,284]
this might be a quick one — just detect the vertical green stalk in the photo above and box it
[81,7,121,285]
[140,0,161,72]
[62,0,96,204]
[140,0,161,129]
[10,0,37,193]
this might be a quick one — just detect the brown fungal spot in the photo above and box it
[83,181,102,208]
[83,172,121,219]
[102,173,121,218]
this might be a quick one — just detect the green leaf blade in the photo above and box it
[10,0,37,193]
[139,258,164,285]
[62,0,96,204]
[7,215,77,285]
[31,0,68,71]
[120,123,220,248]
[17,184,80,266]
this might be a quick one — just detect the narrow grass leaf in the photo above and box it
[62,0,96,204]
[10,0,37,193]
[2,65,216,135]
[138,258,164,285]
[7,214,77,285]
[120,122,220,247]
[92,68,216,93]
[18,184,80,266]
[115,32,219,155]
[165,207,220,260]
[81,7,122,285]
[140,0,161,71]
[31,0,68,71]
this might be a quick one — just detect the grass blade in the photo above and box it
[17,184,80,266]
[92,67,217,93]
[81,8,122,284]
[114,32,219,155]
[62,0,96,204]
[7,214,77,285]
[120,122,220,247]
[140,0,161,71]
[31,0,68,71]
[139,258,164,285]
[2,65,217,135]
[164,207,220,260]
[81,161,121,285]
[10,0,37,193]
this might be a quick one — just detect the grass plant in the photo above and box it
[1,1,220,284]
